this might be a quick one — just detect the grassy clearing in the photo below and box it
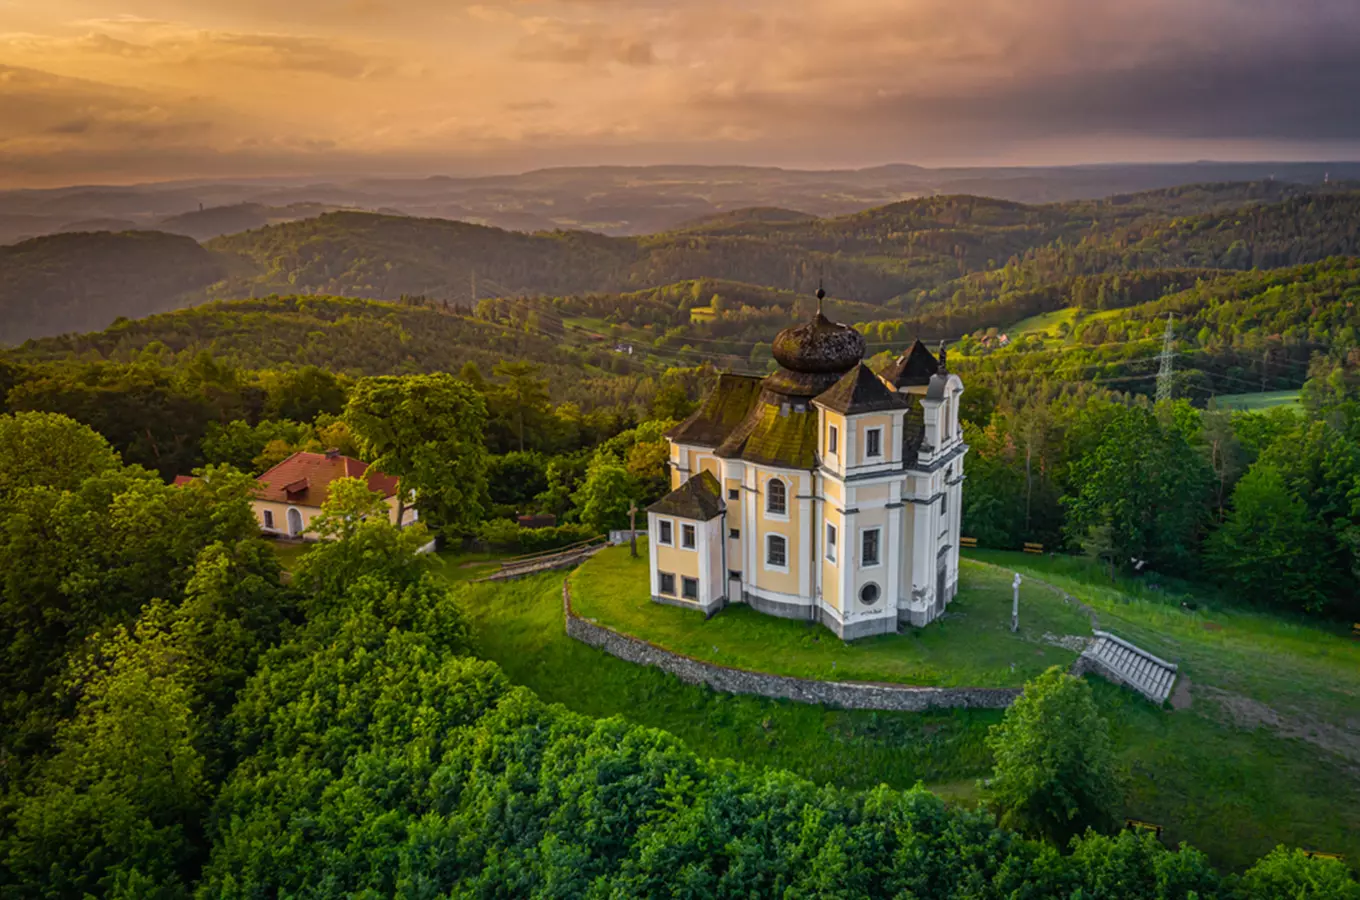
[1011,306,1082,338]
[454,572,998,790]
[570,542,1090,687]
[966,549,1360,728]
[1214,389,1303,411]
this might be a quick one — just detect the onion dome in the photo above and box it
[772,312,866,374]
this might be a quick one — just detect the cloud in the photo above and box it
[1,0,1359,185]
[514,20,655,67]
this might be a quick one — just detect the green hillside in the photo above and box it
[0,231,226,345]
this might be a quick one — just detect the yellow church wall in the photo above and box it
[652,533,702,591]
[819,504,844,611]
[751,469,804,597]
[853,413,897,465]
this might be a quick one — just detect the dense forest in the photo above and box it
[4,179,1360,896]
[11,184,1360,348]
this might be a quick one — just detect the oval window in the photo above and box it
[860,583,880,605]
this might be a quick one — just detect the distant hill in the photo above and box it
[673,207,818,235]
[0,231,226,345]
[156,202,338,241]
[5,295,643,405]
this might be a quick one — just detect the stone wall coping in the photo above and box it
[563,579,1020,712]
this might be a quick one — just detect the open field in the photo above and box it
[1011,306,1082,338]
[570,542,1089,687]
[447,547,1360,871]
[1214,388,1303,411]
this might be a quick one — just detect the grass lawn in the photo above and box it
[1214,389,1303,412]
[443,549,1360,871]
[569,542,1091,687]
[454,572,999,792]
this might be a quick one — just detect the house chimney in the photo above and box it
[325,447,340,459]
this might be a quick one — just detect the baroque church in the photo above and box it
[646,292,966,640]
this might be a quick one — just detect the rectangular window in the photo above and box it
[682,576,699,600]
[828,424,839,455]
[826,523,838,562]
[862,528,881,567]
[681,523,697,549]
[942,487,948,516]
[766,534,787,568]
[658,572,676,596]
[262,510,274,529]
[728,488,740,500]
[729,528,740,539]
[657,520,673,545]
[865,427,882,459]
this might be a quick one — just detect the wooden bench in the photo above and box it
[1303,850,1346,862]
[960,536,978,548]
[1124,819,1163,838]
[1023,542,1044,555]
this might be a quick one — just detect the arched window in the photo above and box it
[766,478,787,516]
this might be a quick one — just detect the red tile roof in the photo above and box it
[172,475,196,487]
[255,451,399,508]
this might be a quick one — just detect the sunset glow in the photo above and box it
[2,0,1359,186]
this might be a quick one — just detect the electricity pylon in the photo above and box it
[1156,313,1175,403]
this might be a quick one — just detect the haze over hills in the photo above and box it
[3,161,1360,245]
[7,180,1360,349]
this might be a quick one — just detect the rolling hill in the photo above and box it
[0,231,227,345]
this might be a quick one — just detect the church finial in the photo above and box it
[815,281,825,317]
[937,340,948,374]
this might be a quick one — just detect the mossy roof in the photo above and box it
[814,363,911,415]
[648,470,725,521]
[666,373,763,448]
[879,339,939,388]
[715,399,819,470]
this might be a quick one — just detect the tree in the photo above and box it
[344,374,489,538]
[263,366,346,422]
[491,361,551,452]
[1241,846,1360,900]
[573,456,640,532]
[307,476,393,542]
[1208,463,1334,612]
[1063,404,1212,573]
[2,602,209,898]
[0,411,121,498]
[985,667,1121,846]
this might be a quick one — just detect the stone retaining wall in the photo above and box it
[563,581,1020,712]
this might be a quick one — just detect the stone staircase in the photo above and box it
[1075,630,1178,704]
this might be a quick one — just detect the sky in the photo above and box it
[2,0,1360,187]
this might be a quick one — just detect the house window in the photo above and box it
[767,478,787,516]
[657,520,673,546]
[865,427,883,459]
[828,424,839,455]
[262,510,274,530]
[729,528,740,539]
[860,583,880,605]
[766,534,787,568]
[728,488,740,500]
[682,577,699,600]
[826,523,838,563]
[658,572,676,595]
[681,523,697,549]
[942,467,951,516]
[862,528,881,567]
